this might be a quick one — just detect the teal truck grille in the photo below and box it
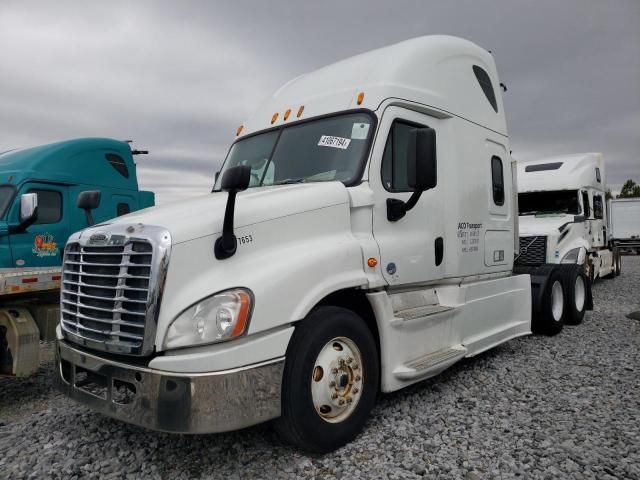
[61,241,153,353]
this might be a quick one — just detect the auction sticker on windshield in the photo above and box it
[318,135,351,149]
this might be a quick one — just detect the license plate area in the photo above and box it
[75,366,108,399]
[60,356,138,405]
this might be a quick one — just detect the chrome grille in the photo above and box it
[516,236,547,265]
[60,225,171,356]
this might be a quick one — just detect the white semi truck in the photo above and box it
[608,197,640,254]
[55,36,590,452]
[517,153,620,296]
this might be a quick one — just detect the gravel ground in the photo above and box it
[1,258,639,479]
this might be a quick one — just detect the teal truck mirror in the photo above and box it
[77,190,102,226]
[20,193,38,224]
[10,193,39,233]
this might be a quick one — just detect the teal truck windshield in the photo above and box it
[519,190,581,215]
[0,185,15,218]
[214,112,375,189]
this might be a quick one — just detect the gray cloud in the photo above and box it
[1,0,638,202]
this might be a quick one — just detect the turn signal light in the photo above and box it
[284,109,291,121]
[271,112,279,124]
[357,91,365,105]
[297,105,305,118]
[367,257,378,268]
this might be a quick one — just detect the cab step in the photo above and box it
[393,346,467,380]
[395,304,454,321]
[389,289,455,327]
[390,304,454,327]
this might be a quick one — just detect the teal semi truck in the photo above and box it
[0,138,155,376]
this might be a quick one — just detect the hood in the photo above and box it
[518,214,573,236]
[107,182,351,244]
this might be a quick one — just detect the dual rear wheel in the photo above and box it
[534,265,588,335]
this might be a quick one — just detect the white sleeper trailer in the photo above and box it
[55,36,588,452]
[517,153,620,289]
[608,198,640,254]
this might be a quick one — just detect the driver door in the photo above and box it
[370,106,445,286]
[8,183,69,268]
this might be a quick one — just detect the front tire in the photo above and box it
[534,269,566,335]
[273,306,379,453]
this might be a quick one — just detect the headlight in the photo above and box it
[561,247,586,264]
[164,288,252,350]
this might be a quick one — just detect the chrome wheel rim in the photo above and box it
[574,276,585,311]
[551,280,564,322]
[311,337,363,423]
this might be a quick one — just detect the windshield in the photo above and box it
[519,190,581,216]
[214,112,375,190]
[0,185,16,219]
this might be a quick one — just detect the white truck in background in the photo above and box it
[55,36,590,452]
[517,153,620,290]
[608,198,640,254]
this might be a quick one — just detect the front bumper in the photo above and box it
[55,340,284,433]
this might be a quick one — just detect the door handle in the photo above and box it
[435,237,444,266]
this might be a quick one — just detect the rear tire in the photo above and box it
[533,269,565,335]
[273,306,379,453]
[563,266,587,325]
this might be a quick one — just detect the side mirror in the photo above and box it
[407,127,437,191]
[220,165,251,192]
[20,193,38,224]
[77,190,101,226]
[211,171,220,193]
[9,193,39,234]
[214,166,251,260]
[387,127,437,221]
[573,215,586,223]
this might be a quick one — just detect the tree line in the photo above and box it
[606,179,640,200]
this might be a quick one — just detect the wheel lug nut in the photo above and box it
[346,357,353,364]
[353,364,359,370]
[355,375,361,381]
[346,396,353,403]
[353,387,359,394]
[338,398,345,405]
[331,368,338,374]
[329,380,336,387]
[331,393,338,399]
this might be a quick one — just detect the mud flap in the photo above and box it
[513,264,557,316]
[0,308,40,377]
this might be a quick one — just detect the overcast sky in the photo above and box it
[1,1,638,204]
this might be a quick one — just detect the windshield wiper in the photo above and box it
[272,178,306,185]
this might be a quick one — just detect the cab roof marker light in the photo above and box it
[284,109,291,121]
[236,125,244,136]
[357,91,365,105]
[297,105,304,118]
[271,113,279,124]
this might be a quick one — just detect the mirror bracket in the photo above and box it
[9,209,38,234]
[387,191,423,222]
